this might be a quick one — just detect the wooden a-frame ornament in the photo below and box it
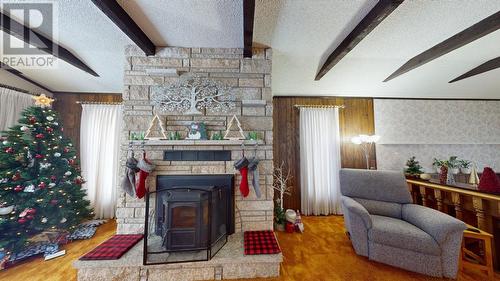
[224,115,245,140]
[144,114,167,140]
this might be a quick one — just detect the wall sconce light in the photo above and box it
[351,134,380,169]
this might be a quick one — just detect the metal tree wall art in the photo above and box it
[151,76,235,115]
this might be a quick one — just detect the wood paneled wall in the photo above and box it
[273,97,376,210]
[52,93,122,155]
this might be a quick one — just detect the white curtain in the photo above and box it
[300,108,342,215]
[80,104,122,219]
[0,88,35,132]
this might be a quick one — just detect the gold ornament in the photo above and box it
[32,94,54,108]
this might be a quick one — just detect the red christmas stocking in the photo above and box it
[136,158,155,199]
[239,166,249,197]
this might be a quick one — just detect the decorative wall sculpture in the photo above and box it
[151,75,235,115]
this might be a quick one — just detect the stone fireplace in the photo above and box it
[116,46,274,236]
[74,46,281,280]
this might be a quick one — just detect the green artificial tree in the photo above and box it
[0,97,92,252]
[404,156,424,177]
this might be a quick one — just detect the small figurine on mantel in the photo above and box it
[186,122,207,140]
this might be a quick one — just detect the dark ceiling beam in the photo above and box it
[243,0,255,58]
[0,63,53,93]
[315,0,404,81]
[0,12,98,77]
[91,0,155,56]
[449,56,500,83]
[384,10,500,82]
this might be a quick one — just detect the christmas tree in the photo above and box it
[404,156,424,176]
[0,95,92,252]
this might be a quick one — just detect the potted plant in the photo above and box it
[445,156,460,175]
[273,162,292,231]
[274,204,286,231]
[459,159,472,174]
[432,158,444,174]
[404,156,424,179]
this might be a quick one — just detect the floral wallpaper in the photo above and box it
[374,99,500,172]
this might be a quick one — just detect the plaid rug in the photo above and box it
[79,234,143,260]
[244,230,281,255]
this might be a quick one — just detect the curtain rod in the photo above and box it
[294,104,345,109]
[76,101,122,105]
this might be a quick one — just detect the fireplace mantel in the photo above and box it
[128,139,264,146]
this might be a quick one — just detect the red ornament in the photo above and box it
[28,116,36,124]
[50,199,58,205]
[26,215,34,220]
[27,208,36,215]
[35,154,43,159]
[63,147,70,153]
[38,182,46,189]
[68,159,75,165]
[46,127,54,133]
[50,175,57,182]
[14,185,23,192]
[35,133,44,139]
[5,147,14,153]
[12,172,21,181]
[74,178,83,185]
[18,218,27,224]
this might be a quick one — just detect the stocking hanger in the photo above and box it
[128,141,135,157]
[141,141,146,158]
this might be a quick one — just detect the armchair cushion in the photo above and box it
[339,169,412,204]
[402,204,466,244]
[341,196,372,229]
[368,215,441,256]
[353,198,403,219]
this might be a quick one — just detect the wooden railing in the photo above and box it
[407,179,500,230]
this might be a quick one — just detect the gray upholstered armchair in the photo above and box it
[340,169,466,278]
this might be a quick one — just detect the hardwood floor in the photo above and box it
[0,216,496,281]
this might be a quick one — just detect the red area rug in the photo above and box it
[244,230,281,255]
[79,234,143,260]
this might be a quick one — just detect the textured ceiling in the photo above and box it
[120,0,243,47]
[256,0,500,99]
[0,0,132,93]
[0,0,499,98]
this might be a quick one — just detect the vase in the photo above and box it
[451,168,460,175]
[461,167,471,174]
[435,166,441,174]
[446,168,456,185]
[439,166,448,184]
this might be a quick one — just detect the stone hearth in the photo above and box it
[73,233,282,281]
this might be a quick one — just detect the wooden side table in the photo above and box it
[461,224,494,280]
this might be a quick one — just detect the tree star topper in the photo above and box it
[150,75,235,115]
[32,94,54,108]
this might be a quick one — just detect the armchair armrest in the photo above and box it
[342,196,372,229]
[402,204,466,244]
